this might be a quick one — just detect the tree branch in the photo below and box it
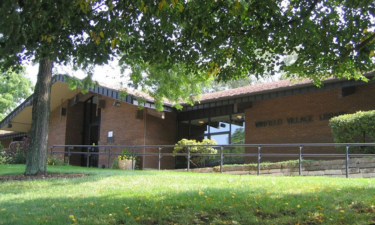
[336,32,375,63]
[287,0,320,25]
[228,0,321,35]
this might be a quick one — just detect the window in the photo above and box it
[176,112,246,166]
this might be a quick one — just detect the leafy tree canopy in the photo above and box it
[0,0,374,175]
[119,0,375,100]
[0,68,33,120]
[2,0,374,109]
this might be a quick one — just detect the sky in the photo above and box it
[25,61,130,87]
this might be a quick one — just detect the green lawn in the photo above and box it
[0,165,374,225]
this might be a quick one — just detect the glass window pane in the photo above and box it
[177,121,190,140]
[228,114,245,164]
[208,134,229,145]
[190,118,209,136]
[209,115,230,133]
[231,114,245,144]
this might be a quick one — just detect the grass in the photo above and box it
[0,165,375,225]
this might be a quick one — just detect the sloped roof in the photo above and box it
[0,74,174,133]
[198,74,375,103]
[1,72,374,132]
[200,79,312,101]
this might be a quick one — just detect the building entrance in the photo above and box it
[81,96,101,167]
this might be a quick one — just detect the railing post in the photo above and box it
[299,146,303,176]
[107,147,111,169]
[187,147,191,172]
[346,145,350,178]
[220,147,224,173]
[68,146,71,165]
[158,147,163,170]
[131,148,136,170]
[257,146,262,175]
[87,146,90,168]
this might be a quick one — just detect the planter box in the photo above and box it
[118,159,135,170]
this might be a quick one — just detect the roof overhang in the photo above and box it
[180,73,375,112]
[0,131,27,140]
[0,76,81,133]
[0,74,175,133]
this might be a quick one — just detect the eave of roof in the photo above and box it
[0,131,27,140]
[199,73,375,103]
[0,74,175,132]
[179,72,375,112]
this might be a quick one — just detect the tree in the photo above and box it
[0,68,33,120]
[0,0,210,175]
[120,0,375,98]
[0,0,131,175]
[1,0,375,175]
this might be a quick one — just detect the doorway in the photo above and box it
[81,96,101,167]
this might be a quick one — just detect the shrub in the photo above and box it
[173,138,217,168]
[111,157,119,169]
[47,155,64,166]
[329,110,375,153]
[118,149,136,161]
[0,142,5,164]
[111,149,140,169]
[1,137,30,164]
[9,137,29,164]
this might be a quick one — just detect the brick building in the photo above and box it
[1,74,374,169]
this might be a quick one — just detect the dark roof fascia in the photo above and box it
[181,75,375,112]
[87,83,175,112]
[0,132,27,140]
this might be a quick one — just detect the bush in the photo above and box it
[118,149,136,160]
[111,150,140,169]
[0,142,5,164]
[10,137,29,164]
[173,138,217,168]
[47,155,64,166]
[329,110,375,153]
[1,137,30,164]
[111,157,119,169]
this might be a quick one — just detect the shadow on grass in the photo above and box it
[1,175,375,225]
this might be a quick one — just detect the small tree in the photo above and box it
[329,110,375,153]
[173,138,217,168]
[0,141,4,164]
[0,68,33,120]
[8,137,30,164]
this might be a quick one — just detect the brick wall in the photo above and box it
[244,83,375,162]
[143,110,176,169]
[47,101,68,161]
[65,102,84,166]
[47,101,85,166]
[98,97,176,169]
[0,138,12,149]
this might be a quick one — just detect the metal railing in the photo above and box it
[51,143,375,178]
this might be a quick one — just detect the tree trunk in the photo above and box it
[25,59,53,176]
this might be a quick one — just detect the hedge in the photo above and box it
[173,138,217,168]
[329,110,375,153]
